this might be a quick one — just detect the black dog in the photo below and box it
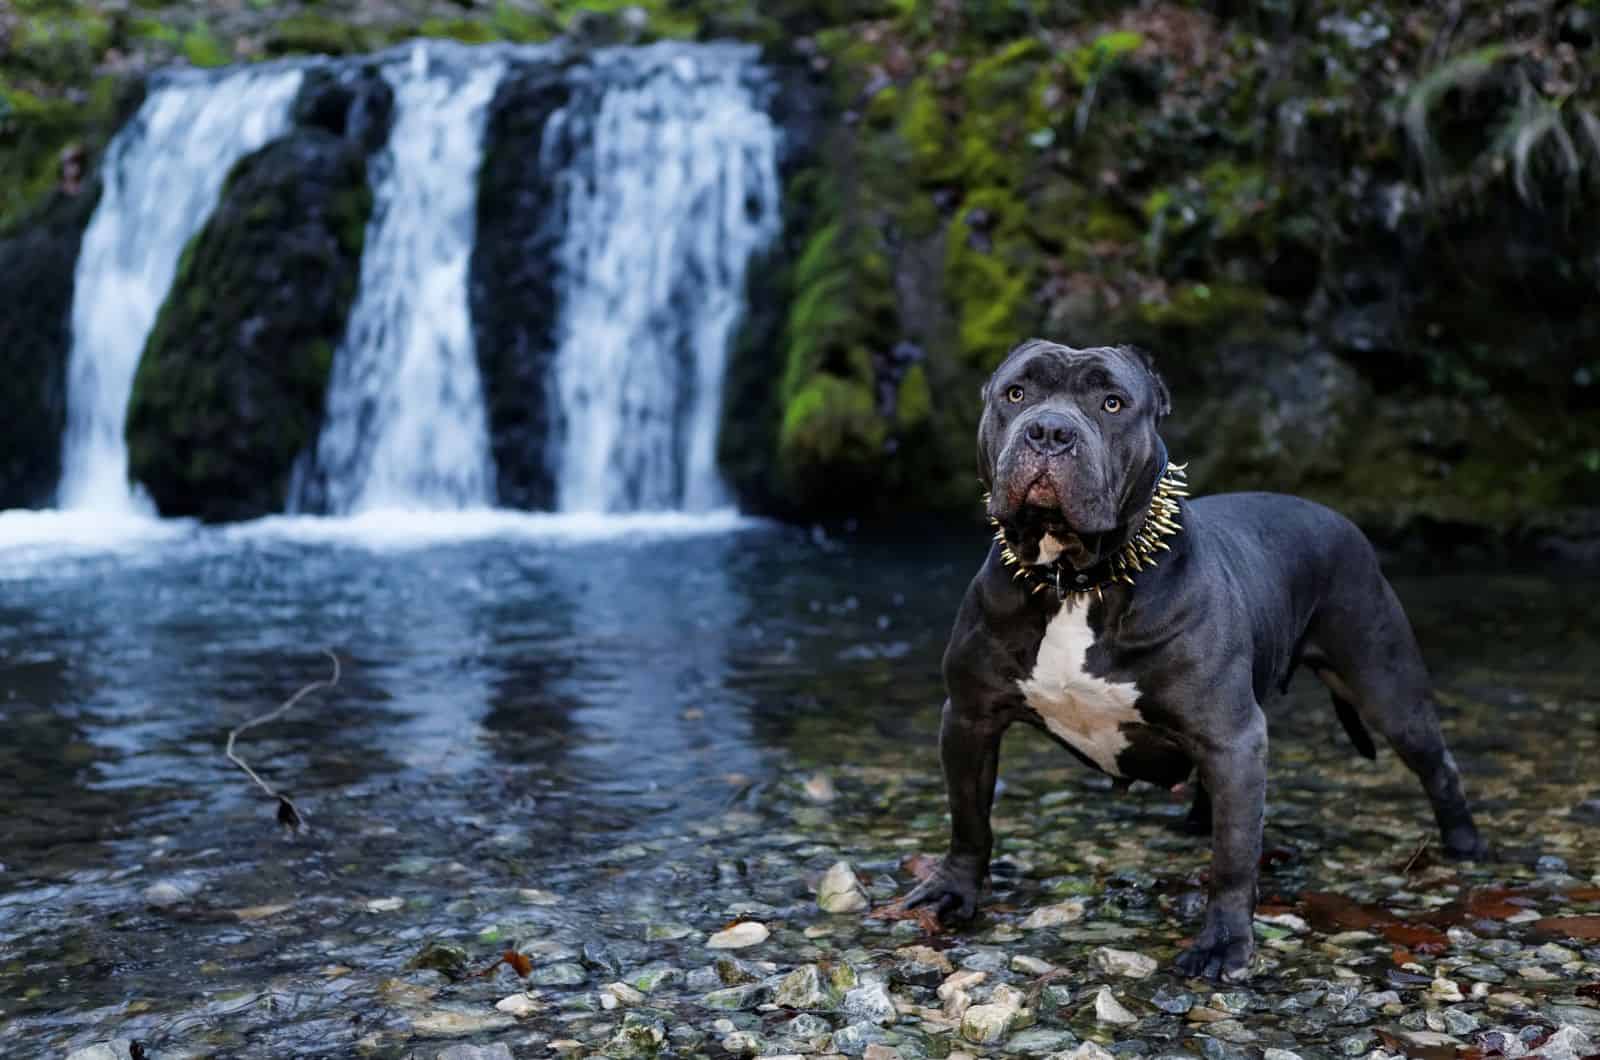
[901,339,1485,980]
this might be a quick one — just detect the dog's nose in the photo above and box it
[1024,413,1078,456]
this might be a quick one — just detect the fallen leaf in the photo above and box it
[866,900,945,934]
[900,853,941,881]
[504,950,532,977]
[1532,915,1600,940]
[1301,891,1393,932]
[1382,922,1451,954]
[1567,886,1600,902]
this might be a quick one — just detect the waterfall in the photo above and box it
[294,44,503,515]
[56,66,303,513]
[544,45,781,514]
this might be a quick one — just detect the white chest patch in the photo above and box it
[1018,602,1143,776]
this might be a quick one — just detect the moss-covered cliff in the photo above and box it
[123,70,384,520]
[2,0,1597,542]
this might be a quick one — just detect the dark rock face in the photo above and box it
[0,188,97,508]
[469,62,573,510]
[125,71,387,521]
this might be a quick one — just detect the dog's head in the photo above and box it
[979,340,1172,570]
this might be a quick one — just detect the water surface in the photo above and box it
[1,516,1595,1057]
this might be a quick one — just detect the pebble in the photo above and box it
[1020,901,1086,928]
[1262,1050,1303,1060]
[707,921,770,949]
[817,861,871,914]
[410,1008,515,1037]
[65,1045,135,1060]
[775,964,833,1009]
[862,1046,900,1060]
[1045,1044,1114,1060]
[1091,986,1138,1026]
[436,1046,515,1060]
[1011,954,1056,975]
[1089,946,1157,978]
[804,773,838,803]
[143,881,190,908]
[364,896,404,913]
[1428,977,1464,1002]
[843,982,898,1025]
[530,961,586,986]
[1537,1026,1594,1060]
[493,992,541,1018]
[961,983,1029,1043]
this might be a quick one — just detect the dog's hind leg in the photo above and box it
[1306,572,1485,860]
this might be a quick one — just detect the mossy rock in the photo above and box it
[777,374,888,511]
[0,187,98,507]
[469,62,576,510]
[126,131,373,520]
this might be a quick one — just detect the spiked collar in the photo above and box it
[986,462,1189,602]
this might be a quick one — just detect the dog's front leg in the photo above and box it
[900,696,1006,921]
[1174,704,1267,981]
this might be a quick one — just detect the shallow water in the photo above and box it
[0,515,1596,1058]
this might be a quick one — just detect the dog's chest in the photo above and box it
[1017,603,1143,776]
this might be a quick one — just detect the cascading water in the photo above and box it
[55,66,303,514]
[544,45,781,514]
[294,43,503,515]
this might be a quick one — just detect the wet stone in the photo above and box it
[1336,1030,1377,1056]
[1005,1027,1078,1054]
[1090,947,1157,979]
[532,961,587,986]
[776,964,835,1009]
[1536,1026,1594,1060]
[1021,902,1086,929]
[1460,963,1508,983]
[702,981,771,1010]
[818,861,871,914]
[1047,1044,1115,1060]
[1442,1008,1480,1035]
[708,921,770,949]
[495,992,541,1017]
[409,941,469,979]
[1261,1051,1303,1060]
[1011,954,1055,976]
[1150,987,1194,1015]
[843,982,898,1026]
[834,1021,892,1055]
[66,1045,136,1060]
[782,1013,834,1041]
[645,922,694,941]
[1091,986,1138,1027]
[437,1046,515,1060]
[630,964,683,993]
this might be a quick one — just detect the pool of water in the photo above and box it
[1,512,1596,1058]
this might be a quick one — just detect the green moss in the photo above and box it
[181,23,230,68]
[944,187,1037,369]
[1067,29,1143,87]
[895,363,932,430]
[778,374,887,505]
[897,78,958,184]
[265,13,372,56]
[418,17,500,45]
[1133,281,1266,333]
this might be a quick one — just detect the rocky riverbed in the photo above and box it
[0,524,1594,1059]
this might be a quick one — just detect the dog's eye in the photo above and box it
[1006,386,1025,403]
[1102,395,1124,414]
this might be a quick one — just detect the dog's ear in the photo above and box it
[1122,345,1171,420]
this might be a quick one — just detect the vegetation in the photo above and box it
[1,0,1596,539]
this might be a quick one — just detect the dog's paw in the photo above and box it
[893,861,982,923]
[1174,931,1254,982]
[1442,826,1491,862]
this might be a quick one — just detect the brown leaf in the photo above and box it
[867,900,946,935]
[1533,915,1600,940]
[1392,947,1417,966]
[1382,923,1450,955]
[1567,886,1600,902]
[900,854,941,882]
[1301,891,1394,932]
[504,950,532,977]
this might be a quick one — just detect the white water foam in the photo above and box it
[295,43,503,515]
[56,65,303,514]
[546,45,781,514]
[227,507,760,551]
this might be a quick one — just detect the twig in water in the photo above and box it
[225,650,341,833]
[1403,835,1432,876]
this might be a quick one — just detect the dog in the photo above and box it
[899,339,1485,980]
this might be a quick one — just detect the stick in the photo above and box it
[225,650,341,832]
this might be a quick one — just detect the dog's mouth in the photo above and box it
[998,478,1112,571]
